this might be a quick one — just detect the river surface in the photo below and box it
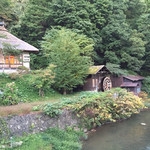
[83,110,150,150]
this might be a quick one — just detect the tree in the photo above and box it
[11,0,111,69]
[31,64,55,96]
[0,0,17,27]
[101,0,145,72]
[125,0,146,29]
[41,28,94,94]
[137,13,150,74]
[106,63,128,76]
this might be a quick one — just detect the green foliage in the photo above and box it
[0,82,21,106]
[0,0,17,26]
[137,13,150,73]
[14,74,60,102]
[2,128,84,150]
[106,63,128,76]
[42,28,94,94]
[0,73,60,103]
[0,73,11,89]
[11,0,111,69]
[0,118,10,141]
[1,43,22,56]
[125,0,146,28]
[101,0,146,72]
[17,66,29,75]
[43,89,145,129]
[11,0,29,18]
[8,73,20,80]
[30,64,55,96]
[142,76,150,95]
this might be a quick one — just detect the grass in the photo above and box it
[1,128,84,150]
[0,73,81,116]
[0,94,79,117]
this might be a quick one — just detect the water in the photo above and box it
[83,110,150,150]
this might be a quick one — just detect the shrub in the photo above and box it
[17,66,29,75]
[0,82,21,105]
[8,73,20,80]
[43,89,145,129]
[31,64,55,96]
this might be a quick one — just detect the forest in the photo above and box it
[0,1,150,149]
[0,0,150,94]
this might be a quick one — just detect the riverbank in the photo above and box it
[83,109,150,150]
[0,88,149,150]
[0,128,85,150]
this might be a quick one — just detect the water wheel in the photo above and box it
[102,77,112,91]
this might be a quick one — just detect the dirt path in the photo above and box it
[0,100,58,117]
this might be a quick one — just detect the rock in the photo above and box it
[84,128,88,132]
[141,123,146,126]
[0,145,6,149]
[13,141,23,147]
[91,129,96,132]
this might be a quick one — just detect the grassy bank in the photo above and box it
[43,88,146,129]
[0,73,80,116]
[0,73,62,102]
[0,128,84,150]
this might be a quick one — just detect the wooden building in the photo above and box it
[111,75,144,95]
[0,23,39,73]
[83,65,112,92]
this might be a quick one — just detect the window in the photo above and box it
[0,55,23,68]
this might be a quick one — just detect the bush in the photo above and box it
[43,89,145,129]
[8,73,20,80]
[17,66,29,75]
[0,82,21,105]
[30,64,55,96]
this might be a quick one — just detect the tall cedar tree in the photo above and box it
[0,0,17,27]
[101,0,145,72]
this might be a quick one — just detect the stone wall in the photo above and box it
[0,109,79,138]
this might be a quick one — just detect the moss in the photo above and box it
[88,65,104,74]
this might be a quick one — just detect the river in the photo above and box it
[83,110,150,150]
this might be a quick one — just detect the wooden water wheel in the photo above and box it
[102,77,112,91]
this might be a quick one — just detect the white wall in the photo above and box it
[23,52,30,70]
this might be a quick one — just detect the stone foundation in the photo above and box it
[0,110,79,138]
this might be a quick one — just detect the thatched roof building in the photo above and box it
[0,25,38,52]
[0,23,39,73]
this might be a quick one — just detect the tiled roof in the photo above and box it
[123,75,144,81]
[88,65,105,74]
[121,82,138,87]
[0,26,39,52]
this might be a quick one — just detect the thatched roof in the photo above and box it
[0,26,39,52]
[88,65,105,74]
[88,65,111,74]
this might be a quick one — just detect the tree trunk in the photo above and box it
[63,88,67,95]
[39,88,44,97]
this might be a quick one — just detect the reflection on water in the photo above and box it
[83,110,150,150]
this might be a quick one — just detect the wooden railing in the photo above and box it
[0,55,23,69]
[0,63,23,69]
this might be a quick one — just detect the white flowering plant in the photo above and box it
[0,82,20,105]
